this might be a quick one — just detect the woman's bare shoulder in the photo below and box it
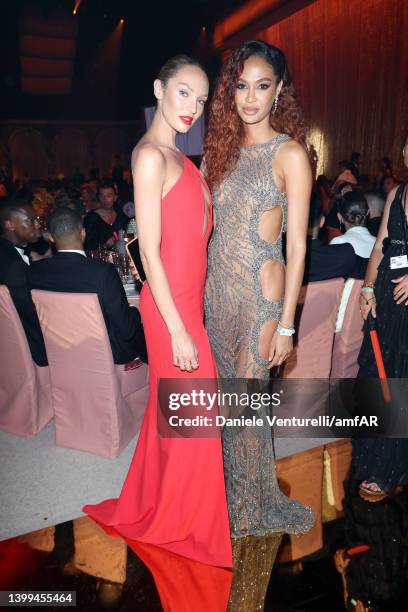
[132,141,166,167]
[382,184,400,213]
[277,138,308,162]
[131,142,166,180]
[388,184,400,200]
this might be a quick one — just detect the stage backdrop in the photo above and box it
[217,0,408,179]
[0,120,143,180]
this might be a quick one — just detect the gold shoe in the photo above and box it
[227,532,283,612]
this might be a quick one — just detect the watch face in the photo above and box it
[277,324,294,336]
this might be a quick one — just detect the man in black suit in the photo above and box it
[304,198,368,283]
[0,200,48,365]
[29,207,147,365]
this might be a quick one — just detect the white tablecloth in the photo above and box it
[0,420,333,541]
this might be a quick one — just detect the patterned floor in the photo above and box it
[0,519,406,611]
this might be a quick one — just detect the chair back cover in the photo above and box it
[282,278,344,378]
[32,290,148,458]
[0,285,52,436]
[331,279,364,378]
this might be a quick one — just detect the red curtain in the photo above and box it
[20,58,73,78]
[234,0,408,179]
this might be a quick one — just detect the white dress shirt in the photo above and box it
[330,226,376,258]
[14,245,30,265]
[58,249,86,257]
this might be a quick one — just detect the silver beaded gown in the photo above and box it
[205,134,315,538]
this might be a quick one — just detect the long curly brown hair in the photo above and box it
[203,40,308,189]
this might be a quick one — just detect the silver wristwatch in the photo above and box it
[277,322,295,336]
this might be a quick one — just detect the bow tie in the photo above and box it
[15,244,31,256]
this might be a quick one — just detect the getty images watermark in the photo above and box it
[155,378,408,439]
[167,389,378,428]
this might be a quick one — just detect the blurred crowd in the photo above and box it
[0,155,138,256]
[0,150,402,264]
[0,155,132,220]
[314,152,398,240]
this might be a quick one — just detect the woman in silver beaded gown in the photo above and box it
[203,41,315,609]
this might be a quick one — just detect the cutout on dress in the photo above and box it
[258,206,282,243]
[259,260,285,302]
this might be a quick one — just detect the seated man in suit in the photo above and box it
[0,199,48,365]
[304,197,368,283]
[29,207,147,364]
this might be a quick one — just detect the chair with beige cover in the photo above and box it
[32,290,148,459]
[331,279,364,378]
[282,277,345,379]
[0,285,52,436]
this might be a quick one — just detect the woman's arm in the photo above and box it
[281,143,312,326]
[132,145,198,371]
[268,141,312,367]
[359,186,395,320]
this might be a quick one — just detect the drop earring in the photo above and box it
[272,95,279,116]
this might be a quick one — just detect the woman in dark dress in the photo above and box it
[354,134,408,499]
[83,180,129,251]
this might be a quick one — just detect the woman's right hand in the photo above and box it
[359,291,376,320]
[170,328,199,372]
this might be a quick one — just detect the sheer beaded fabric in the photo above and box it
[205,134,315,540]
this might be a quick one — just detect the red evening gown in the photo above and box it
[83,156,232,572]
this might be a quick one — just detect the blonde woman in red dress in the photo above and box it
[83,55,232,611]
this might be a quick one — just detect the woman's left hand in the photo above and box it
[267,332,293,369]
[391,275,408,304]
